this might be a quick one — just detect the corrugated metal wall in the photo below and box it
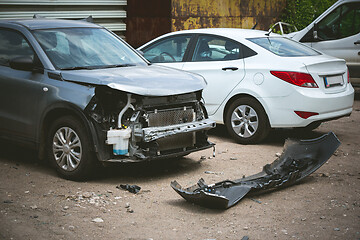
[0,0,127,37]
[171,0,286,31]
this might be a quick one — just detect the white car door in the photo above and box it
[140,34,192,70]
[182,35,245,116]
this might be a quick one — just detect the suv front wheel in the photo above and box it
[47,115,96,180]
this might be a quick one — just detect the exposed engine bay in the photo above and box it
[85,86,216,162]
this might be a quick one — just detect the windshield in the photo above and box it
[33,28,147,70]
[248,37,321,57]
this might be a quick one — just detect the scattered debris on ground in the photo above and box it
[117,184,141,194]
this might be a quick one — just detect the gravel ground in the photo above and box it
[0,100,359,240]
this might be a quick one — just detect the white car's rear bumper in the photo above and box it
[262,84,355,128]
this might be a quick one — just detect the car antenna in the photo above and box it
[265,28,273,36]
[251,21,258,29]
[81,15,94,23]
[33,14,46,19]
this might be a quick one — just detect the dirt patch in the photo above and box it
[1,101,359,240]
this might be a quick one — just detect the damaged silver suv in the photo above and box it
[0,18,215,180]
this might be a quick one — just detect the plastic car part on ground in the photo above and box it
[171,132,340,209]
[117,184,141,194]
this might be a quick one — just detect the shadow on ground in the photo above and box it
[96,156,203,183]
[0,140,204,182]
[0,125,329,182]
[208,124,327,146]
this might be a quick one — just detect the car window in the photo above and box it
[33,28,147,70]
[142,35,191,63]
[192,35,241,62]
[0,29,34,67]
[317,2,360,40]
[248,37,321,57]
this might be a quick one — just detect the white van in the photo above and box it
[288,0,360,85]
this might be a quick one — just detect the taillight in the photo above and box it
[270,71,318,88]
[347,69,350,83]
[294,111,319,119]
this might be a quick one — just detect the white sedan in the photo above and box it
[138,28,355,144]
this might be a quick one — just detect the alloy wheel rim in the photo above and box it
[52,127,82,171]
[231,105,259,138]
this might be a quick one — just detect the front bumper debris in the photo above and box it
[134,119,216,142]
[104,141,215,163]
[171,132,340,209]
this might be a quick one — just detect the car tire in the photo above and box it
[47,115,97,180]
[225,97,270,144]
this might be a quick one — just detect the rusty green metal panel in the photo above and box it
[171,0,286,31]
[172,0,241,17]
[171,0,241,31]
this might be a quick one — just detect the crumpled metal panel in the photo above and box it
[60,64,207,96]
[171,132,340,209]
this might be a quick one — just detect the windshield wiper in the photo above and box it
[60,66,97,70]
[102,64,136,68]
[61,64,135,70]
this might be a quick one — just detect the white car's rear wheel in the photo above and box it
[225,97,270,144]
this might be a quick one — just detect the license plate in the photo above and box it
[324,75,343,88]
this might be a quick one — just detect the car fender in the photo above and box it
[37,100,100,160]
[209,77,277,126]
[36,81,99,160]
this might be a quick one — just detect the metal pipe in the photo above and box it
[118,93,132,128]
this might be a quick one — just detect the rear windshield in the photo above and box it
[247,37,321,57]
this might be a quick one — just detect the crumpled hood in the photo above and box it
[60,65,206,96]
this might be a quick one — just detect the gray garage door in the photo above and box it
[0,0,127,38]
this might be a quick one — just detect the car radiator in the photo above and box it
[147,107,196,151]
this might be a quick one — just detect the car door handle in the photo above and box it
[222,67,238,71]
[354,40,360,45]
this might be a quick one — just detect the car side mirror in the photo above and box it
[136,49,144,56]
[10,57,35,71]
[313,30,318,40]
[313,23,319,40]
